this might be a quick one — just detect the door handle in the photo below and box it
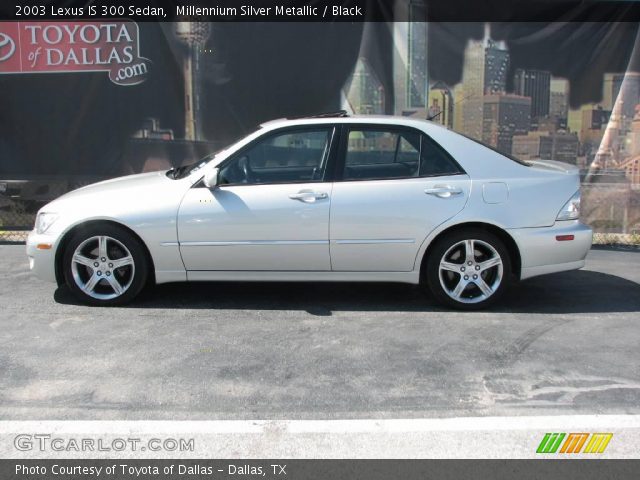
[424,186,463,198]
[289,191,328,203]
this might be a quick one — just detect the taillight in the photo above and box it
[556,190,580,221]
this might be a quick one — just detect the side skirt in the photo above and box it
[185,270,421,284]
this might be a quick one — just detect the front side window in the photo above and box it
[342,127,463,181]
[219,128,332,185]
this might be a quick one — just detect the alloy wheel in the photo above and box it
[438,238,503,304]
[70,235,135,300]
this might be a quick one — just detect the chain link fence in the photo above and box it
[0,197,36,243]
[0,176,73,242]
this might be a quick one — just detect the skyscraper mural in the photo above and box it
[392,0,428,116]
[342,57,385,115]
[514,69,551,121]
[456,24,510,140]
[0,13,639,236]
[174,22,211,141]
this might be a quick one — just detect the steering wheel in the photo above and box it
[237,155,253,183]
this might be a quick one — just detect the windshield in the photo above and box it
[167,128,262,180]
[168,150,222,180]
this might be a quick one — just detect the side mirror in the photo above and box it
[203,167,220,189]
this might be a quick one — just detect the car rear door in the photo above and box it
[329,124,471,272]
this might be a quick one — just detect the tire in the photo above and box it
[62,223,149,306]
[424,228,512,310]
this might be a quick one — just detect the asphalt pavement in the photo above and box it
[1,245,639,420]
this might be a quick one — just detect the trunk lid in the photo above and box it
[527,159,579,175]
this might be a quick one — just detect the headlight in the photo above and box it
[34,212,59,234]
[556,190,581,221]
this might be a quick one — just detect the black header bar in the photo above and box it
[2,0,640,22]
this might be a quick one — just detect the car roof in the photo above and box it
[259,115,448,134]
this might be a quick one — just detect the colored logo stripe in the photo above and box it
[537,433,566,453]
[537,433,613,454]
[560,433,589,453]
[583,433,613,454]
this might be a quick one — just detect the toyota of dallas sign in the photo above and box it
[0,21,150,86]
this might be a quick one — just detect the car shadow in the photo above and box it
[53,269,640,315]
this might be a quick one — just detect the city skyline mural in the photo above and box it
[0,17,639,234]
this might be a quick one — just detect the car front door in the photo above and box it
[177,126,336,271]
[329,125,471,272]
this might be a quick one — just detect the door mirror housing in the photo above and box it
[203,167,220,189]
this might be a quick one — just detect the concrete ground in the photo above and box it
[0,245,639,420]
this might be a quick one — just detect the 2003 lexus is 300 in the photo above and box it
[27,113,592,309]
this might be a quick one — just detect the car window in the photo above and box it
[457,131,531,167]
[344,129,421,180]
[219,128,331,185]
[419,135,464,176]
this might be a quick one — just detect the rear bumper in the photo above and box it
[26,231,58,283]
[508,221,593,280]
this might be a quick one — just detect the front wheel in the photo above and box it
[424,229,512,310]
[63,224,149,306]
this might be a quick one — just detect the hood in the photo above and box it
[43,171,181,215]
[51,171,168,204]
[68,171,169,195]
[38,170,192,233]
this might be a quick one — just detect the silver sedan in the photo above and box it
[27,114,592,309]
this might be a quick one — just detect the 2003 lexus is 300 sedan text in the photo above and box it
[27,113,592,309]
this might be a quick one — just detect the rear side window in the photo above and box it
[344,130,420,180]
[342,127,463,181]
[457,132,531,167]
[420,134,464,177]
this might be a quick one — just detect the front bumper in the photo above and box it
[508,221,593,280]
[26,231,59,283]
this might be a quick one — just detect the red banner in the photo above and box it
[0,21,149,85]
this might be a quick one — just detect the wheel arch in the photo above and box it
[54,220,156,286]
[419,221,521,280]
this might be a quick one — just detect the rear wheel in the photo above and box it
[425,228,512,310]
[63,224,149,306]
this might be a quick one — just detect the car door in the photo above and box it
[177,126,336,271]
[329,125,471,272]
